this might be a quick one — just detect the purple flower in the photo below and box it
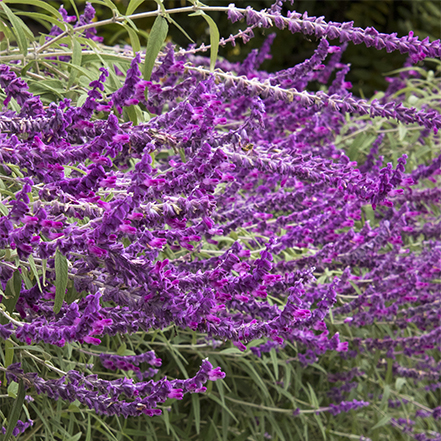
[227,4,244,23]
[328,399,370,415]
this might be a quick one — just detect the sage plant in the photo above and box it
[0,1,439,440]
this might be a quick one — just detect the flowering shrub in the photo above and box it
[0,1,440,440]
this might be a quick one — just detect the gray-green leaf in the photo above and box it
[144,14,168,81]
[54,248,68,314]
[189,10,219,71]
[201,12,220,71]
[0,270,22,325]
[67,38,82,89]
[1,3,29,57]
[3,380,25,441]
[126,0,145,16]
[28,255,42,293]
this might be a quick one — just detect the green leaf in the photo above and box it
[28,79,65,99]
[67,38,82,89]
[166,16,194,44]
[82,51,132,64]
[0,20,13,41]
[380,384,391,411]
[313,413,327,440]
[398,123,407,141]
[42,258,47,288]
[240,359,270,399]
[123,103,139,125]
[218,347,242,355]
[122,23,141,54]
[28,255,42,293]
[221,409,230,441]
[232,430,251,441]
[65,280,83,304]
[127,0,145,16]
[45,60,94,84]
[63,165,88,176]
[1,270,22,323]
[4,0,63,19]
[0,188,16,199]
[5,339,14,368]
[14,11,66,34]
[179,148,186,162]
[283,362,292,393]
[385,359,393,384]
[144,14,168,81]
[209,416,222,441]
[395,377,406,392]
[0,203,8,216]
[191,394,200,434]
[267,414,286,441]
[20,60,36,77]
[188,10,219,71]
[371,415,392,431]
[108,27,129,45]
[7,380,19,398]
[91,0,119,10]
[54,248,68,314]
[270,347,279,380]
[162,404,171,435]
[21,268,33,289]
[117,342,127,355]
[207,394,239,423]
[67,0,80,20]
[307,383,319,408]
[363,204,376,225]
[3,380,25,441]
[200,12,219,71]
[349,280,362,296]
[12,344,50,355]
[1,3,29,57]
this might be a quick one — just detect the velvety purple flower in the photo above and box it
[1,419,34,437]
[227,4,244,23]
[328,399,370,415]
[111,53,143,113]
[77,3,103,42]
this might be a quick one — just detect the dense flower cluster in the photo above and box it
[1,419,33,437]
[0,1,440,439]
[5,359,224,417]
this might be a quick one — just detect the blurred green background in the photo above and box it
[19,0,441,95]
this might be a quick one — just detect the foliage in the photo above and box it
[0,1,440,440]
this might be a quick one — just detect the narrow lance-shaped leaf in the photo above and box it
[67,38,82,89]
[5,339,14,368]
[0,203,9,216]
[0,270,22,325]
[189,10,219,71]
[126,0,145,16]
[95,0,119,10]
[3,0,63,20]
[0,20,13,42]
[192,394,201,434]
[167,16,194,44]
[54,248,68,314]
[144,14,168,82]
[67,0,80,20]
[28,254,42,293]
[1,3,29,57]
[122,23,141,55]
[42,258,47,287]
[3,379,25,441]
[201,12,220,71]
